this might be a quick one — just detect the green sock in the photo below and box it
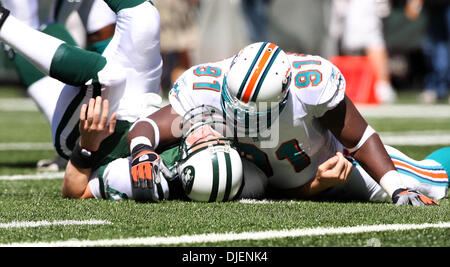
[103,0,148,13]
[12,22,77,87]
[42,23,77,46]
[88,38,112,55]
[50,43,106,86]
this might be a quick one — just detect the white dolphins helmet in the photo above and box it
[177,105,243,202]
[221,42,292,134]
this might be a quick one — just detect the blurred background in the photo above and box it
[0,0,449,105]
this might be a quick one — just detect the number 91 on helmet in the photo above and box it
[176,105,244,202]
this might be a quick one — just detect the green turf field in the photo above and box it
[0,86,449,248]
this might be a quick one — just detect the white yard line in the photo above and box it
[1,129,449,153]
[0,220,111,229]
[357,104,450,118]
[0,98,38,111]
[2,222,449,247]
[379,131,450,145]
[0,172,64,181]
[0,142,53,151]
[1,98,450,118]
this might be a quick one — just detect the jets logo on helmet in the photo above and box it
[177,105,243,202]
[221,42,292,135]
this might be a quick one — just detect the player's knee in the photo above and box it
[238,159,268,200]
[49,43,107,86]
[425,147,450,177]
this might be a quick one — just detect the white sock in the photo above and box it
[27,76,65,124]
[0,15,64,75]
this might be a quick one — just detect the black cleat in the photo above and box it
[0,4,10,30]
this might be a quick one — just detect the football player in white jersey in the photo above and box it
[0,0,163,173]
[62,96,250,202]
[126,42,449,206]
[2,0,117,171]
[2,0,117,124]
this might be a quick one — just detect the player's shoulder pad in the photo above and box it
[288,54,346,107]
[169,59,232,116]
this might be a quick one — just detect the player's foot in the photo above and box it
[419,90,438,104]
[37,156,68,172]
[0,3,10,30]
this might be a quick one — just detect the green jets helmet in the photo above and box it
[177,105,243,202]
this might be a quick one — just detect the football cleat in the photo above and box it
[37,156,68,171]
[0,3,10,30]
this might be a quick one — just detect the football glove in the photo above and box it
[130,144,160,202]
[392,188,439,206]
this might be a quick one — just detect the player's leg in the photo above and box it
[89,157,169,201]
[49,1,163,160]
[237,158,268,200]
[321,145,450,203]
[0,6,107,87]
[52,0,116,54]
[314,162,390,203]
[386,145,449,200]
[101,0,163,95]
[10,22,78,124]
[78,0,116,54]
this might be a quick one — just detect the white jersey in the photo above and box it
[169,53,346,189]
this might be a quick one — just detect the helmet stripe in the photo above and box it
[251,47,281,102]
[236,42,267,100]
[241,43,278,103]
[223,152,233,201]
[209,152,220,202]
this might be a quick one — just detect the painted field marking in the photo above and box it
[1,98,450,118]
[357,104,450,118]
[0,142,53,151]
[0,220,111,229]
[0,172,64,181]
[2,222,449,247]
[1,129,450,153]
[0,98,39,112]
[379,131,450,145]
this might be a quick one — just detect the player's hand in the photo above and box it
[130,144,160,191]
[315,152,353,188]
[392,189,439,206]
[79,96,117,152]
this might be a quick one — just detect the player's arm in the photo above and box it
[295,151,353,199]
[62,96,116,199]
[320,95,395,183]
[126,105,183,152]
[319,95,438,206]
[125,104,182,201]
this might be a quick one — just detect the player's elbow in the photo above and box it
[61,171,91,200]
[62,183,85,199]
